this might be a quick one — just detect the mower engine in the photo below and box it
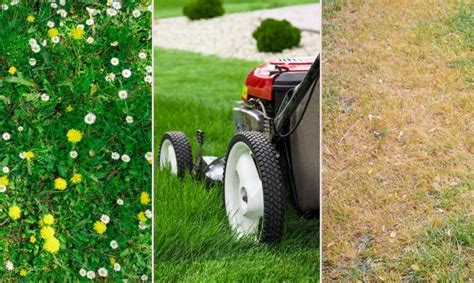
[233,57,314,139]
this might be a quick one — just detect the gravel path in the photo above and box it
[153,4,321,61]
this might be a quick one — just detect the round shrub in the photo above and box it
[183,0,225,20]
[252,19,302,53]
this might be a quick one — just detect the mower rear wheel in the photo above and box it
[159,132,193,178]
[224,131,285,243]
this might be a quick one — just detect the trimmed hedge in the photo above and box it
[183,0,225,20]
[252,18,301,52]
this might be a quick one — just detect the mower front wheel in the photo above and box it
[159,132,193,178]
[224,131,285,243]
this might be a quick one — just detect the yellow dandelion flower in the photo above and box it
[8,205,21,220]
[44,237,60,253]
[110,258,116,265]
[20,269,28,277]
[137,212,147,222]
[140,191,150,205]
[54,177,67,191]
[67,129,83,143]
[0,176,9,186]
[26,15,35,23]
[70,27,85,40]
[90,84,98,93]
[66,105,74,112]
[93,221,107,234]
[29,235,36,243]
[70,173,82,184]
[40,226,55,240]
[25,151,35,161]
[8,66,17,75]
[48,28,59,39]
[43,214,55,225]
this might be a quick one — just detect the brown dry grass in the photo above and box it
[322,1,473,281]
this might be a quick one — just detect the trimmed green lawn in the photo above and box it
[155,0,318,18]
[154,48,319,281]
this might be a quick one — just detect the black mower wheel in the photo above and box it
[224,131,285,243]
[159,132,193,178]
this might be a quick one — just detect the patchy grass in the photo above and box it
[322,2,473,281]
[155,0,317,18]
[154,48,319,281]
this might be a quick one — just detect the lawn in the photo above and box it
[154,48,319,281]
[155,0,318,18]
[0,2,151,281]
[322,1,473,281]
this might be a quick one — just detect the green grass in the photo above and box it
[155,0,318,18]
[154,48,319,281]
[0,2,151,281]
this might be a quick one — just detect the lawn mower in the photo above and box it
[159,55,320,243]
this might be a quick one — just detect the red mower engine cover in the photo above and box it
[243,57,314,101]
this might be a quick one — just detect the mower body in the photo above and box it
[232,57,320,215]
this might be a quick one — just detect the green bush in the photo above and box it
[252,19,301,53]
[183,0,225,20]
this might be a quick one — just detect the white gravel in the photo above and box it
[153,4,321,61]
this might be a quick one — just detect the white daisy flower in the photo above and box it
[47,21,55,28]
[110,41,119,47]
[1,4,8,10]
[116,199,124,205]
[18,126,24,132]
[3,166,10,173]
[111,152,120,160]
[144,75,152,84]
[145,65,152,73]
[89,150,95,157]
[86,37,94,44]
[100,214,110,224]
[126,116,134,123]
[138,52,147,60]
[50,3,58,8]
[86,18,94,26]
[145,209,152,219]
[5,260,14,271]
[122,69,132,78]
[141,275,148,281]
[32,44,41,53]
[19,152,26,159]
[106,8,117,16]
[112,2,121,9]
[110,240,118,249]
[0,185,6,193]
[110,57,119,66]
[29,58,37,66]
[84,113,96,125]
[2,132,11,141]
[29,38,37,46]
[139,222,146,230]
[58,9,67,17]
[59,0,66,6]
[69,151,78,159]
[118,90,128,99]
[113,263,121,272]
[52,36,60,44]
[41,93,50,101]
[132,9,141,18]
[98,268,108,277]
[145,152,152,161]
[86,271,96,279]
[105,73,116,82]
[79,268,87,277]
[121,154,131,163]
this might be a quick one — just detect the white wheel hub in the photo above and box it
[225,141,264,238]
[159,139,178,175]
